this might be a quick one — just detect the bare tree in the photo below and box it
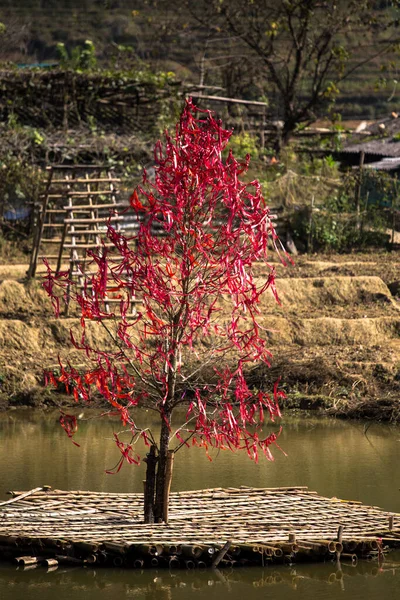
[0,18,30,63]
[187,0,399,149]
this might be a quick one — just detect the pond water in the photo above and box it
[0,409,399,600]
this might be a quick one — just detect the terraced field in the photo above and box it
[253,255,400,419]
[0,253,399,419]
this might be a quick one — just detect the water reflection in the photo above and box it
[1,556,400,600]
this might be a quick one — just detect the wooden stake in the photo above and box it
[143,445,157,524]
[308,195,314,252]
[162,450,175,524]
[212,541,232,568]
[355,150,365,231]
[337,525,344,542]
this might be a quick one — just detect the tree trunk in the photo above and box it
[162,450,175,523]
[154,413,171,522]
[274,114,296,154]
[143,444,157,524]
[281,122,295,150]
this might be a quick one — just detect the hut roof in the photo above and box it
[342,114,400,157]
[363,156,400,171]
[342,140,400,157]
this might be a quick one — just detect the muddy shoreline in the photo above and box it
[1,390,398,423]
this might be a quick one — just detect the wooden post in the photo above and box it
[56,222,68,275]
[212,541,231,568]
[308,195,314,252]
[154,416,171,522]
[355,151,365,231]
[162,450,175,524]
[143,445,157,524]
[337,525,344,542]
[391,185,397,249]
[28,168,54,279]
[260,106,266,151]
[361,190,369,235]
[63,89,69,130]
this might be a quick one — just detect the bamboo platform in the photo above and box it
[0,486,399,570]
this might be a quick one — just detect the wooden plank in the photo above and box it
[51,229,108,236]
[48,165,108,170]
[94,298,141,304]
[37,254,68,260]
[63,202,129,210]
[63,243,116,249]
[190,93,268,107]
[55,178,120,184]
[64,217,123,224]
[67,190,119,197]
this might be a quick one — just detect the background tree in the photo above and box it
[43,100,286,523]
[0,18,30,63]
[187,0,400,149]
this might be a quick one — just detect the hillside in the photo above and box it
[0,0,398,120]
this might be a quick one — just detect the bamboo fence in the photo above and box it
[0,486,399,570]
[0,70,175,133]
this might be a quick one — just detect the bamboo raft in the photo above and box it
[0,486,399,570]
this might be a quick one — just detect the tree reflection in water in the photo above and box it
[1,556,400,600]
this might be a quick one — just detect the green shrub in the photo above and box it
[226,132,259,160]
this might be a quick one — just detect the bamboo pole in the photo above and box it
[44,558,58,568]
[181,545,204,558]
[169,556,180,569]
[0,487,44,507]
[112,555,125,567]
[101,541,130,554]
[15,556,39,566]
[55,555,84,566]
[184,559,195,569]
[340,553,358,564]
[133,558,144,568]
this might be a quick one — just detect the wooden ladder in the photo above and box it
[29,165,136,315]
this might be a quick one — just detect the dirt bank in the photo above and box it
[0,252,399,420]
